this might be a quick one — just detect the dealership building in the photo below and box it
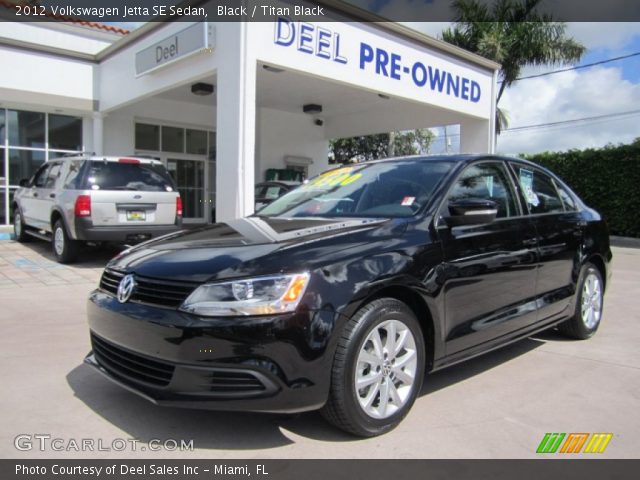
[0,1,499,226]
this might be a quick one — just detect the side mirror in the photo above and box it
[19,179,30,187]
[444,198,498,227]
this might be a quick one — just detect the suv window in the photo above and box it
[516,166,564,214]
[82,161,175,192]
[447,163,518,218]
[44,163,62,189]
[63,160,83,189]
[32,164,50,188]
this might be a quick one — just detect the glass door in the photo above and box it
[166,158,205,223]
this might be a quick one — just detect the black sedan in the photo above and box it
[85,155,611,437]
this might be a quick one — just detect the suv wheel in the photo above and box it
[321,298,425,437]
[559,262,604,340]
[13,209,30,243]
[52,220,79,264]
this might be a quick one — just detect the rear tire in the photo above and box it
[13,209,30,243]
[52,220,79,264]
[321,298,425,437]
[558,263,604,340]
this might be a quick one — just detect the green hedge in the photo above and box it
[523,141,640,237]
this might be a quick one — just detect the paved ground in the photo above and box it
[0,239,638,459]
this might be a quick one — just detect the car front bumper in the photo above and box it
[85,290,341,413]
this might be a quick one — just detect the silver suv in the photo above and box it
[12,155,182,263]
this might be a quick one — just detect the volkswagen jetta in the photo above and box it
[85,155,611,437]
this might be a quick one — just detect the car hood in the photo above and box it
[107,216,406,283]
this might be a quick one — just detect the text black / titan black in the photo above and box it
[85,154,611,437]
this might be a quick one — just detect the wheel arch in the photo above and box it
[585,253,607,291]
[359,285,437,372]
[50,208,71,235]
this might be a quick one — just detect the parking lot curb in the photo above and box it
[0,227,14,241]
[610,235,640,249]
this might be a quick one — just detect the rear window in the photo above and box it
[81,161,175,192]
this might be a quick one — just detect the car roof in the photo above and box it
[257,181,300,187]
[59,155,163,166]
[339,153,540,169]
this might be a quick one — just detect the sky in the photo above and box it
[412,22,640,154]
[110,20,639,155]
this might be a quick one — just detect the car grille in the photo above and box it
[91,333,174,387]
[100,268,198,308]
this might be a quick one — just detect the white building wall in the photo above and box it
[256,107,329,182]
[0,23,117,55]
[99,22,220,112]
[0,47,94,111]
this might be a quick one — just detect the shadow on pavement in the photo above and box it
[15,239,122,268]
[67,335,548,448]
[421,336,546,396]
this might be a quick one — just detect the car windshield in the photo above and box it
[258,160,454,218]
[82,161,175,192]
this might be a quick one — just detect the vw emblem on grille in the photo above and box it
[117,274,136,303]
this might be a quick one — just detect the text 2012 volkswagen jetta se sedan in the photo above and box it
[85,155,611,437]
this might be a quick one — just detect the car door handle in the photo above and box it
[522,238,537,247]
[49,193,56,198]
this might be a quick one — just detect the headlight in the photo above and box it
[179,273,310,317]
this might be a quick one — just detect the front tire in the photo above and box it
[13,209,30,243]
[52,220,79,264]
[321,298,425,437]
[558,263,604,340]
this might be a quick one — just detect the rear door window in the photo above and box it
[517,167,564,214]
[82,161,175,192]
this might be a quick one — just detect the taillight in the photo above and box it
[74,195,91,217]
[176,196,183,216]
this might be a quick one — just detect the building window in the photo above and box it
[0,109,5,144]
[208,131,216,160]
[161,126,184,153]
[135,123,160,151]
[1,108,83,225]
[49,114,82,151]
[0,147,4,180]
[8,110,45,148]
[9,149,46,185]
[135,122,215,158]
[186,129,207,155]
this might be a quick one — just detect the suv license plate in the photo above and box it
[126,211,146,221]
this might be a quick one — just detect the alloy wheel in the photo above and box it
[581,272,602,329]
[14,212,21,237]
[354,319,418,419]
[54,227,65,256]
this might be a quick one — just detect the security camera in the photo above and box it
[314,118,324,126]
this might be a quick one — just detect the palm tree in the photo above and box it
[441,0,586,134]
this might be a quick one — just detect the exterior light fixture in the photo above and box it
[263,65,285,73]
[303,104,322,114]
[191,82,214,96]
